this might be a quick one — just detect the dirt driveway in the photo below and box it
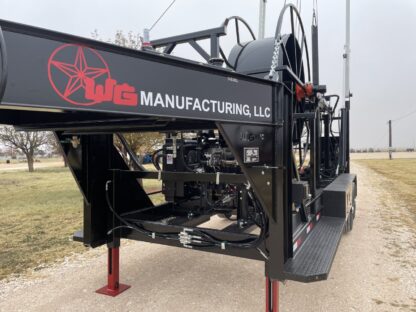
[0,162,415,312]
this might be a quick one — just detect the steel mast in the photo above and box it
[340,0,351,172]
[343,0,351,106]
[258,0,267,39]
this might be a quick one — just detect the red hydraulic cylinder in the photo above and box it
[96,247,131,297]
[266,277,279,312]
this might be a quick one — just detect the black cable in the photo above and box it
[105,181,152,237]
[152,149,163,171]
[149,0,177,31]
[105,181,178,240]
[392,108,416,122]
[105,180,266,250]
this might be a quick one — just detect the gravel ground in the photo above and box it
[0,162,415,312]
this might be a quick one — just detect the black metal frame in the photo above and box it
[0,14,354,286]
[151,16,256,67]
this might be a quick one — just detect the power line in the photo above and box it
[149,0,177,31]
[373,131,388,148]
[392,108,416,123]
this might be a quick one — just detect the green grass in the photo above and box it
[0,167,85,280]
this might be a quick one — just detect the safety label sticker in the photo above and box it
[244,147,260,163]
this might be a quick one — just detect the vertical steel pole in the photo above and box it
[344,0,351,104]
[258,0,267,39]
[96,171,131,297]
[142,28,152,49]
[96,247,131,296]
[389,120,392,160]
[311,20,319,85]
[266,278,279,312]
[340,0,351,172]
[345,0,351,172]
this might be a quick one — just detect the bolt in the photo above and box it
[267,181,271,186]
[262,171,265,175]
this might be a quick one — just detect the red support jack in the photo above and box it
[96,247,131,297]
[266,277,279,312]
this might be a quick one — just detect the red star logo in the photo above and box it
[48,44,111,106]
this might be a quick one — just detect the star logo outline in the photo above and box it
[47,44,111,106]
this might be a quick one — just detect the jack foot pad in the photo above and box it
[96,283,131,297]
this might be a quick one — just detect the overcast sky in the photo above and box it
[0,0,415,148]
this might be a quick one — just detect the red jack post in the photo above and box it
[96,247,131,297]
[266,277,279,312]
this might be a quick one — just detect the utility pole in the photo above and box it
[258,0,267,39]
[388,120,392,160]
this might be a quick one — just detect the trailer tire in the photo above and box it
[352,199,356,219]
[349,210,353,231]
[344,209,353,233]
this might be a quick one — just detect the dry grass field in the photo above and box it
[0,168,85,280]
[0,166,163,281]
[354,158,416,230]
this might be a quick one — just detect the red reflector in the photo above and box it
[293,239,302,252]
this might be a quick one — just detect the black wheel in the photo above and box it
[220,16,256,70]
[271,3,311,84]
[345,208,353,233]
[352,199,356,219]
[272,4,312,174]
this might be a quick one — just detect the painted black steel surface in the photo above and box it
[283,216,345,282]
[0,16,355,287]
[0,19,274,125]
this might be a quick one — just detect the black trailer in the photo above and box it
[0,4,356,311]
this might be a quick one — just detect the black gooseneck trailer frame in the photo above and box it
[0,5,356,311]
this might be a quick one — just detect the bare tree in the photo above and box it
[92,30,164,160]
[0,126,50,172]
[115,132,162,155]
[91,29,142,50]
[47,132,68,167]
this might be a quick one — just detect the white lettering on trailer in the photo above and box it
[202,99,210,112]
[193,98,202,111]
[165,94,175,108]
[154,93,164,107]
[141,91,153,106]
[265,107,271,118]
[138,91,267,120]
[176,95,185,109]
[186,97,193,110]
